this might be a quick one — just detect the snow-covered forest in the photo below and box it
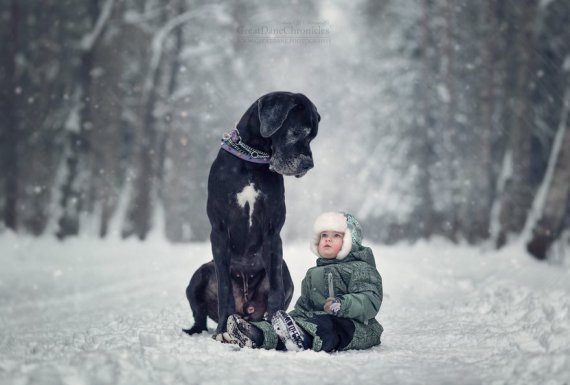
[1,0,570,261]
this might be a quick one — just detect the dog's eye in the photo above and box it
[292,128,309,138]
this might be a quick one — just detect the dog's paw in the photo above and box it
[222,332,237,344]
[212,332,237,344]
[182,325,206,336]
[263,311,275,321]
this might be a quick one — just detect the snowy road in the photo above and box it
[1,234,569,385]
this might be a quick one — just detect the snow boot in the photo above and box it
[226,314,264,348]
[271,310,309,351]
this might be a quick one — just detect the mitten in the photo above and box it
[324,297,341,316]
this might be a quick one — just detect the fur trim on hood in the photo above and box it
[310,212,363,260]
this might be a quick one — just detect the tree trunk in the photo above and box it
[125,2,194,240]
[89,1,123,238]
[57,1,107,238]
[414,0,435,239]
[161,0,187,242]
[442,0,461,241]
[124,8,169,240]
[527,82,570,260]
[472,0,497,240]
[1,0,20,231]
[24,1,61,235]
[496,0,538,246]
[56,58,93,238]
[129,70,161,240]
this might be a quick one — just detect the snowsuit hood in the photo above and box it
[310,212,363,260]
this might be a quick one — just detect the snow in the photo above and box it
[1,234,569,385]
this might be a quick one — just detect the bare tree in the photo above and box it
[527,79,570,259]
[471,0,498,240]
[57,0,115,238]
[87,0,127,237]
[0,0,20,231]
[496,0,539,247]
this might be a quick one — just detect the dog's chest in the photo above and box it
[232,177,282,215]
[235,183,260,227]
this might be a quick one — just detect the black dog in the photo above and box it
[188,91,320,339]
[182,259,294,335]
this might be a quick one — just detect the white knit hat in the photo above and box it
[310,212,362,260]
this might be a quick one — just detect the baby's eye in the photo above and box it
[334,234,342,238]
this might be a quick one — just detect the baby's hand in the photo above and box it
[324,297,341,315]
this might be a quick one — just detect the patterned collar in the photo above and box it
[220,129,271,164]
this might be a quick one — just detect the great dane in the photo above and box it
[185,91,320,339]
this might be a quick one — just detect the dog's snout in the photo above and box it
[301,158,314,171]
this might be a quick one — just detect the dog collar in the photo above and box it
[220,129,271,164]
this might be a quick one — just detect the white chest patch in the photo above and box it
[236,183,259,227]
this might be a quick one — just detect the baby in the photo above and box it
[225,212,383,352]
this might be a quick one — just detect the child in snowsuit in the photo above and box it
[225,212,383,352]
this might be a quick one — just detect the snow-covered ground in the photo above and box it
[0,233,569,385]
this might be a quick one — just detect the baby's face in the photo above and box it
[318,231,344,259]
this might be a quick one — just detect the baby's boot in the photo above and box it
[226,314,264,348]
[271,310,310,351]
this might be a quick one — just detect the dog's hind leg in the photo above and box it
[182,263,211,335]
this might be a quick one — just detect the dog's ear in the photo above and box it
[258,93,297,138]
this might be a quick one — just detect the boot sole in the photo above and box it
[271,311,305,351]
[227,315,258,348]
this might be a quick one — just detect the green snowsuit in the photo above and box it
[254,245,383,351]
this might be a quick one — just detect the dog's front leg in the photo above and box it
[264,234,285,318]
[211,227,234,337]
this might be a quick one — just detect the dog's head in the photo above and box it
[257,92,320,177]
